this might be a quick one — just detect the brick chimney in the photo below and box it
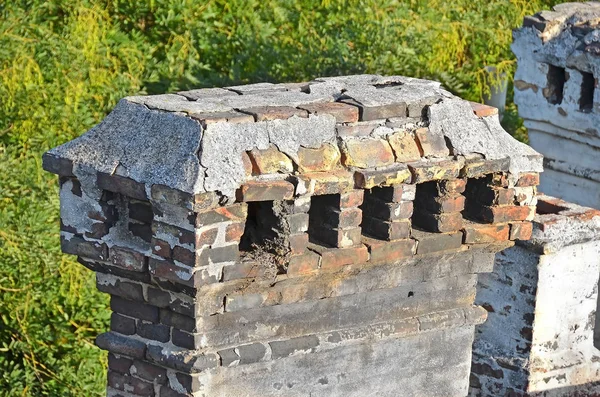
[43,75,542,397]
[512,2,600,208]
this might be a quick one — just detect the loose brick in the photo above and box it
[96,332,146,359]
[286,213,309,233]
[509,221,533,241]
[354,164,412,189]
[172,372,203,393]
[236,180,294,202]
[340,138,395,169]
[193,192,219,212]
[438,179,467,195]
[407,159,462,183]
[339,98,406,121]
[412,230,463,255]
[97,172,147,200]
[286,252,321,276]
[362,217,411,240]
[309,243,369,270]
[247,145,294,174]
[298,102,359,123]
[241,106,307,121]
[363,237,416,263]
[145,344,218,373]
[412,211,463,233]
[110,296,159,323]
[469,101,499,117]
[476,187,516,206]
[218,349,240,367]
[462,222,510,244]
[387,131,422,162]
[241,151,253,176]
[128,221,152,243]
[335,122,378,137]
[296,143,341,172]
[516,172,540,187]
[414,128,449,157]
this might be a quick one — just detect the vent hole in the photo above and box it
[580,72,595,112]
[546,65,566,105]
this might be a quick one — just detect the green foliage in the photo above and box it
[0,0,560,395]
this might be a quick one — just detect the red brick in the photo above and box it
[286,252,321,276]
[363,237,416,264]
[236,180,294,201]
[509,221,533,241]
[362,197,413,221]
[462,223,510,244]
[340,190,364,208]
[340,138,395,169]
[172,246,195,266]
[412,211,463,233]
[241,106,308,121]
[196,204,247,226]
[152,238,172,259]
[469,101,499,117]
[439,179,467,195]
[196,227,219,247]
[298,102,359,123]
[311,244,370,271]
[516,173,540,187]
[476,206,535,223]
[189,110,254,126]
[225,222,245,243]
[361,217,411,240]
[421,194,465,214]
[310,226,362,248]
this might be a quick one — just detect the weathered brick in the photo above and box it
[97,274,144,301]
[225,222,245,243]
[196,244,239,266]
[236,343,267,365]
[146,287,172,308]
[160,309,197,333]
[298,102,359,123]
[108,353,133,374]
[236,180,294,202]
[354,164,412,188]
[509,221,533,241]
[462,223,510,244]
[412,211,463,233]
[136,320,170,343]
[151,238,171,259]
[340,190,364,208]
[241,106,308,121]
[193,192,219,212]
[195,227,219,247]
[310,226,362,248]
[172,329,202,350]
[460,157,510,178]
[414,128,449,157]
[335,122,378,137]
[196,204,247,226]
[172,372,203,393]
[387,131,422,162]
[476,187,516,206]
[97,172,147,200]
[363,237,416,263]
[130,360,167,385]
[362,217,411,240]
[516,172,540,187]
[288,233,309,255]
[412,229,463,255]
[172,246,195,266]
[111,296,159,323]
[96,332,146,359]
[469,101,499,117]
[158,386,194,397]
[221,261,262,281]
[420,194,466,214]
[368,184,414,203]
[42,152,74,176]
[151,184,194,208]
[188,110,254,126]
[145,344,218,373]
[309,243,369,270]
[109,246,147,272]
[362,196,414,220]
[110,313,136,335]
[438,179,467,195]
[286,213,309,233]
[269,335,320,359]
[128,221,152,243]
[340,138,395,169]
[107,371,154,395]
[61,235,108,261]
[296,143,341,172]
[217,349,240,367]
[247,145,294,174]
[294,171,354,196]
[339,98,406,121]
[286,252,321,276]
[324,207,362,229]
[472,205,535,223]
[408,160,462,183]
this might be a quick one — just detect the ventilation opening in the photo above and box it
[104,192,152,252]
[580,72,595,112]
[239,201,279,253]
[546,65,566,105]
[536,199,568,215]
[462,176,491,222]
[308,194,340,245]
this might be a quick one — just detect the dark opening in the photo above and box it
[239,201,279,252]
[546,65,566,105]
[580,72,595,112]
[462,176,493,222]
[308,194,340,244]
[536,199,568,215]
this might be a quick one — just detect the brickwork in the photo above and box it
[43,74,541,396]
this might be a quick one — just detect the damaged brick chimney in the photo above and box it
[43,74,542,397]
